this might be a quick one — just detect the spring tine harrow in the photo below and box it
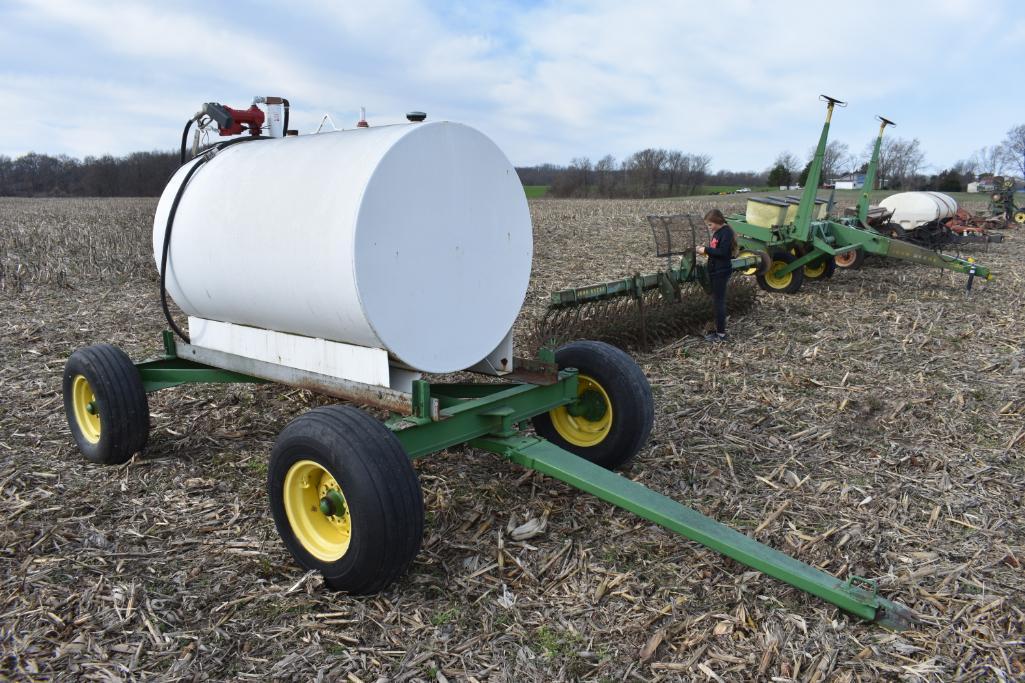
[533,278,756,352]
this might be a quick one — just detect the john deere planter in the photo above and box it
[727,96,993,293]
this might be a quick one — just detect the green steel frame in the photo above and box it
[132,331,917,629]
[547,253,762,309]
[727,97,992,284]
[856,116,895,225]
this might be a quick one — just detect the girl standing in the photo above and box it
[695,209,735,342]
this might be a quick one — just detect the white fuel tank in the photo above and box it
[153,121,532,374]
[879,191,958,230]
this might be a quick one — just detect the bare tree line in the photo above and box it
[526,149,716,198]
[0,151,178,197]
[2,123,1022,198]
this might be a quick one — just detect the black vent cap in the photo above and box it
[406,111,427,122]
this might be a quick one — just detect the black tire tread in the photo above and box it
[756,251,805,294]
[804,255,836,281]
[531,341,654,470]
[63,344,149,465]
[268,405,424,595]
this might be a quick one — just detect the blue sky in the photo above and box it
[2,0,1022,173]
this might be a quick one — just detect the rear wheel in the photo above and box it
[883,222,907,240]
[803,255,835,280]
[268,405,424,594]
[834,248,866,270]
[532,341,653,470]
[62,344,149,465]
[756,251,805,294]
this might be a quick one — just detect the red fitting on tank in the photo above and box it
[220,105,265,136]
[356,106,369,128]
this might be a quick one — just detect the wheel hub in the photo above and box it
[283,460,353,561]
[765,261,792,288]
[319,488,346,517]
[550,375,613,447]
[567,389,608,422]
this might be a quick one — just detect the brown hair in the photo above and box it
[703,209,739,257]
[703,209,726,226]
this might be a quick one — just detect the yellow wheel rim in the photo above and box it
[738,250,759,276]
[71,375,101,444]
[1014,211,1025,225]
[763,260,794,290]
[283,460,352,562]
[804,260,827,279]
[549,374,613,447]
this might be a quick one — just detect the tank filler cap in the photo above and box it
[406,111,427,122]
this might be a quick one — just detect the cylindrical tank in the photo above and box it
[879,191,958,230]
[153,121,532,374]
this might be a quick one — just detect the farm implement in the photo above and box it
[537,214,766,348]
[835,119,1003,248]
[64,332,917,631]
[987,177,1025,227]
[877,193,1005,249]
[728,96,993,293]
[61,97,917,630]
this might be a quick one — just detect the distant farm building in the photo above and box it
[832,173,866,190]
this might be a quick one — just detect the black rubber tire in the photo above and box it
[803,255,836,281]
[62,344,149,465]
[268,405,424,594]
[834,248,866,270]
[531,341,653,471]
[756,251,805,294]
[883,222,907,241]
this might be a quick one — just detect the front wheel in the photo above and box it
[62,344,149,465]
[532,341,654,470]
[1014,210,1025,225]
[268,405,424,594]
[756,251,805,294]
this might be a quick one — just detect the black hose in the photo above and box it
[282,98,290,135]
[160,156,209,343]
[161,135,267,343]
[179,118,194,166]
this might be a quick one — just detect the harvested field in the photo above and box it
[1,196,1023,681]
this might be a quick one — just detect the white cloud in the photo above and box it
[1,0,1021,171]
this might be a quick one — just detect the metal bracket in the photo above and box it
[504,356,560,385]
[175,341,439,418]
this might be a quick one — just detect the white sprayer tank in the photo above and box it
[879,191,958,230]
[153,121,532,374]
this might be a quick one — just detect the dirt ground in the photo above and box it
[1,196,1022,682]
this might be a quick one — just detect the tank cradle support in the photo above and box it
[127,330,916,630]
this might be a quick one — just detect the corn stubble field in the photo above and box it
[1,196,1023,682]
